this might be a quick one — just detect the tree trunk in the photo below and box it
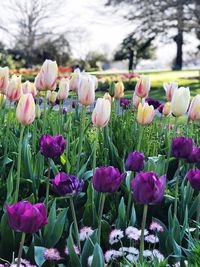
[128,50,134,71]
[174,30,183,70]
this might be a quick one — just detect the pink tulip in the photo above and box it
[0,67,9,94]
[92,98,111,128]
[22,81,37,98]
[135,75,150,98]
[163,82,178,101]
[78,76,95,106]
[137,103,155,125]
[188,95,200,120]
[16,93,35,125]
[35,60,58,91]
[6,75,22,101]
[132,92,141,109]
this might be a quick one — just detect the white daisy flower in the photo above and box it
[109,229,124,245]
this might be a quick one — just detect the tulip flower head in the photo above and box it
[6,74,22,101]
[57,78,70,101]
[6,201,48,233]
[187,169,200,190]
[162,102,171,116]
[188,95,200,120]
[92,98,111,128]
[69,68,81,91]
[40,134,66,158]
[125,151,145,172]
[171,87,190,117]
[46,90,58,105]
[171,136,194,159]
[163,82,178,101]
[114,81,124,99]
[16,93,36,125]
[35,59,58,91]
[53,172,84,196]
[145,98,161,110]
[0,66,9,94]
[22,81,37,98]
[132,92,141,109]
[135,75,150,98]
[78,75,95,106]
[120,98,130,110]
[92,166,125,193]
[131,172,166,205]
[103,92,112,103]
[137,102,155,125]
[186,147,200,164]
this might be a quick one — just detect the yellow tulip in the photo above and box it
[114,81,124,99]
[137,102,155,125]
[163,102,171,116]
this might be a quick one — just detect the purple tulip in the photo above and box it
[53,172,84,196]
[72,100,75,109]
[125,151,145,172]
[63,107,68,114]
[158,104,164,114]
[187,169,200,190]
[171,137,194,159]
[40,134,66,158]
[131,172,166,205]
[145,98,162,109]
[186,147,200,164]
[120,98,130,110]
[92,166,126,193]
[6,201,48,233]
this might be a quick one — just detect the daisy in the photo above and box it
[65,245,80,255]
[44,248,61,261]
[104,250,122,263]
[149,222,164,232]
[109,229,124,245]
[152,249,164,262]
[79,226,94,241]
[145,234,159,244]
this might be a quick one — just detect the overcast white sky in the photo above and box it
[0,0,199,68]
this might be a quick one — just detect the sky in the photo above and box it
[0,0,199,68]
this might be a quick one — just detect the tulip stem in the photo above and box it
[77,105,86,172]
[14,125,25,202]
[174,160,181,218]
[92,129,98,174]
[17,232,26,267]
[139,204,148,264]
[98,193,106,244]
[43,92,47,132]
[45,158,51,211]
[4,101,12,156]
[69,197,80,248]
[137,125,144,151]
[195,192,200,239]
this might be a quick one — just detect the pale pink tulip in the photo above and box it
[135,75,150,98]
[92,98,111,128]
[6,75,22,101]
[16,93,35,125]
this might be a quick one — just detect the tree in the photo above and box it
[85,51,108,69]
[106,0,200,70]
[114,33,155,71]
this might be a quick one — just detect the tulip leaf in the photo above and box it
[67,234,81,267]
[6,165,14,204]
[34,246,46,267]
[81,230,98,267]
[91,244,104,267]
[116,197,126,229]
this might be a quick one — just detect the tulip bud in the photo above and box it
[132,92,141,109]
[163,82,178,101]
[40,134,66,158]
[22,81,37,98]
[57,78,70,100]
[137,103,155,125]
[92,98,111,128]
[69,68,81,91]
[35,104,41,119]
[188,95,200,120]
[171,87,190,117]
[135,75,150,98]
[0,93,6,108]
[187,169,200,190]
[16,93,36,125]
[35,59,58,91]
[114,81,124,99]
[0,66,9,94]
[162,102,171,116]
[6,75,22,101]
[171,136,194,159]
[125,151,145,172]
[103,93,112,103]
[78,76,95,106]
[46,90,58,105]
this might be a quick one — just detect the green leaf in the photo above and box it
[91,244,104,267]
[81,230,98,267]
[116,197,126,229]
[6,165,14,204]
[34,246,46,267]
[67,234,81,267]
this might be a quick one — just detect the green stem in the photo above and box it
[98,193,106,244]
[137,125,144,151]
[17,232,26,267]
[69,197,80,248]
[139,204,148,264]
[93,128,98,174]
[43,92,47,133]
[4,101,12,155]
[77,105,86,172]
[127,172,134,222]
[195,192,200,239]
[45,158,51,211]
[174,160,181,219]
[14,125,25,202]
